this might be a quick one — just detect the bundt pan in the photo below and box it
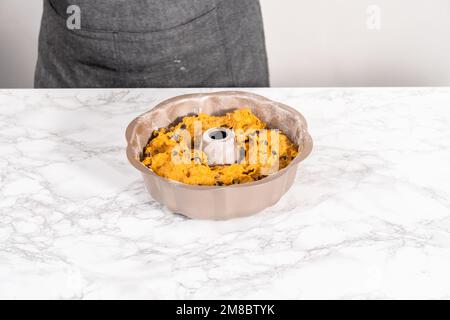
[126,91,313,220]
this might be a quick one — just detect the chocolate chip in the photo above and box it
[238,148,246,163]
[180,124,187,130]
[151,130,159,139]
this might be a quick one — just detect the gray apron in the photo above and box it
[35,0,269,88]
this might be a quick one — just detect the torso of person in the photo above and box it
[49,0,218,32]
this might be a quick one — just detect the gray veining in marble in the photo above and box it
[1,88,450,299]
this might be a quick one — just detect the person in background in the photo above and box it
[35,0,269,88]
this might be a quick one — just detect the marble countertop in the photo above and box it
[1,88,450,299]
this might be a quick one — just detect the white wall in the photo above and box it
[0,0,42,88]
[1,0,450,88]
[260,0,450,86]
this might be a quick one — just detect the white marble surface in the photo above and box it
[1,88,450,300]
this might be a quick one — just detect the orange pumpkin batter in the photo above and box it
[141,109,298,186]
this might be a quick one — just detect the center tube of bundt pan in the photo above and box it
[202,127,236,166]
